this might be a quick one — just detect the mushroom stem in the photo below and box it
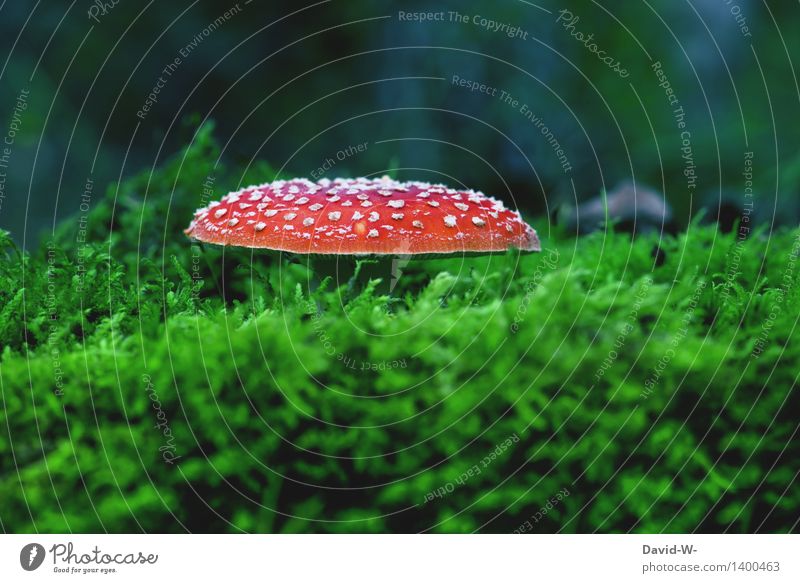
[308,255,394,296]
[353,258,394,295]
[306,255,339,293]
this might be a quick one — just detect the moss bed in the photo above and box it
[1,126,798,533]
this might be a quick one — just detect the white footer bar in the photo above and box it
[1,534,797,582]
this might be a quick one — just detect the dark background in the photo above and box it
[1,0,798,248]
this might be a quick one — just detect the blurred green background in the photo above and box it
[1,0,800,246]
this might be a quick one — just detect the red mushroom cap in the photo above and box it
[185,177,540,255]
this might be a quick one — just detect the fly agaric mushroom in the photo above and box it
[185,177,540,255]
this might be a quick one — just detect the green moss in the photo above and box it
[1,127,798,532]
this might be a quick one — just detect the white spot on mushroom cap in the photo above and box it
[309,203,323,211]
[391,212,404,220]
[472,216,486,227]
[444,215,457,227]
[214,208,228,218]
[284,213,297,220]
[255,222,267,231]
[264,209,278,217]
[368,211,380,222]
[367,229,379,238]
[412,220,424,229]
[454,202,469,212]
[228,218,239,227]
[303,217,314,227]
[328,211,341,221]
[388,199,405,209]
[352,211,364,220]
[427,200,440,207]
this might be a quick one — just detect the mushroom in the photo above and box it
[185,177,540,291]
[558,180,674,235]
